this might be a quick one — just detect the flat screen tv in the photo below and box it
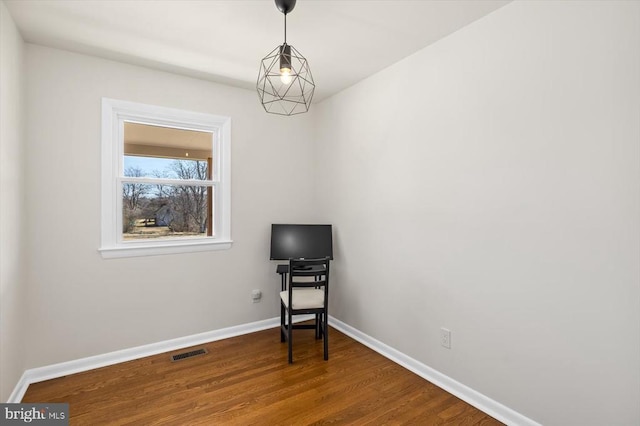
[270,224,333,261]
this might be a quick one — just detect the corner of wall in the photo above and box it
[0,0,28,402]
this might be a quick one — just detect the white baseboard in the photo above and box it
[328,316,540,426]
[7,372,29,405]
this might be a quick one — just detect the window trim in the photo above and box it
[100,98,232,258]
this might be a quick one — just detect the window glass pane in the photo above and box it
[122,183,212,240]
[124,122,213,179]
[124,157,210,180]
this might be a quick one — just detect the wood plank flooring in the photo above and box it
[23,326,503,425]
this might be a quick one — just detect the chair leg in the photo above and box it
[318,313,325,338]
[315,313,321,339]
[280,304,285,342]
[287,310,293,364]
[323,311,329,361]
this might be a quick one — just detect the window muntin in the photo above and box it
[100,99,231,258]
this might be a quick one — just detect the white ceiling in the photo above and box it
[5,0,510,102]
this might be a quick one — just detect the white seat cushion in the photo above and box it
[280,289,325,310]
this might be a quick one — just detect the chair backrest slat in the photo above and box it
[290,280,327,288]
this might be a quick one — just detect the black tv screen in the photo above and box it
[270,224,333,261]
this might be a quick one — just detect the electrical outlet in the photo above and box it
[251,289,262,303]
[440,328,451,349]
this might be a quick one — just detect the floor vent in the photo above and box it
[171,348,208,362]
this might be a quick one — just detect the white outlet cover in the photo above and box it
[440,328,451,349]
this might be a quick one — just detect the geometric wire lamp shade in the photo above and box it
[257,43,315,116]
[256,0,314,116]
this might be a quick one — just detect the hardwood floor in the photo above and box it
[23,326,502,425]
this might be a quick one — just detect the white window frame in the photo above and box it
[99,98,232,258]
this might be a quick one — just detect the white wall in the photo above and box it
[23,45,317,369]
[0,0,27,402]
[314,1,639,425]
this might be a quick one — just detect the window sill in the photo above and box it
[99,239,233,259]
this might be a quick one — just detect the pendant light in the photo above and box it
[257,0,315,116]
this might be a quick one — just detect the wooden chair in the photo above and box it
[280,257,330,364]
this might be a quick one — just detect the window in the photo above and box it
[100,98,231,258]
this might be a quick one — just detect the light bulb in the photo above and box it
[280,67,292,85]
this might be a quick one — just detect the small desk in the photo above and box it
[276,264,327,291]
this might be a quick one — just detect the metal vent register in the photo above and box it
[171,348,208,362]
